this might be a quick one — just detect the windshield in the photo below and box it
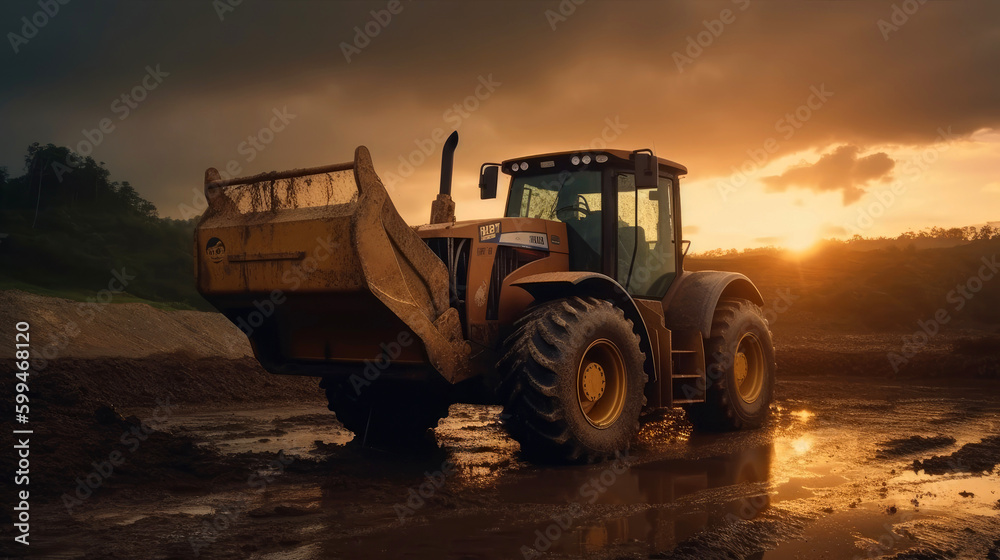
[505,170,604,272]
[504,171,602,220]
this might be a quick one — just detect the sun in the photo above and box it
[785,233,819,252]
[782,213,822,252]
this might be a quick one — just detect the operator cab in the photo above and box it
[480,150,688,299]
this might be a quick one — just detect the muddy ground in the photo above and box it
[2,290,999,559]
[4,358,1000,559]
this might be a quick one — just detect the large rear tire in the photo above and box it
[499,296,647,463]
[684,298,775,431]
[321,378,451,447]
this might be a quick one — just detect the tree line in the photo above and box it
[0,143,208,310]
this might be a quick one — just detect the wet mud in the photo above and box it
[6,374,1000,559]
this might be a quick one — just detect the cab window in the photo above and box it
[505,170,603,272]
[616,173,675,298]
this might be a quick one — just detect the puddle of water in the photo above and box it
[763,504,925,560]
[158,405,355,456]
[76,504,215,526]
[789,409,816,423]
[889,470,1000,516]
[546,445,776,556]
[436,404,520,488]
[492,445,772,507]
[251,542,323,560]
[322,443,775,559]
[771,460,850,504]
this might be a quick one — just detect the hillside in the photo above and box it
[0,289,251,361]
[687,239,1000,333]
[0,143,210,310]
[2,143,998,326]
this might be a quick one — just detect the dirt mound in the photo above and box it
[20,354,320,409]
[0,290,327,503]
[914,436,1000,474]
[0,289,252,362]
[876,436,956,458]
[0,354,322,502]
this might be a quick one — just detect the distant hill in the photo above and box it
[687,239,1000,332]
[2,142,998,326]
[0,143,210,310]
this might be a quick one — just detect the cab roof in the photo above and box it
[501,149,688,178]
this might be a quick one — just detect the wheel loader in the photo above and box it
[194,131,775,463]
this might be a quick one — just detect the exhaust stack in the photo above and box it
[429,131,459,224]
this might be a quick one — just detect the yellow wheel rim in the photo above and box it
[577,339,627,428]
[734,332,765,404]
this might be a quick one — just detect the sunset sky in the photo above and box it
[2,0,998,251]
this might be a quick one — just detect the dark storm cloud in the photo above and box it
[1,0,998,219]
[762,146,895,204]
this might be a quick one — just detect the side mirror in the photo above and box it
[479,164,499,200]
[633,150,658,188]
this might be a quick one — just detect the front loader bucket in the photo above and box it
[195,146,471,383]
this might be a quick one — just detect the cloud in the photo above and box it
[0,1,998,222]
[683,225,701,235]
[821,224,848,237]
[753,236,783,246]
[761,146,895,204]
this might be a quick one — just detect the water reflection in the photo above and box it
[318,442,773,559]
[789,435,814,455]
[789,410,814,422]
[537,444,774,556]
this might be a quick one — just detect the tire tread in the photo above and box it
[499,296,647,463]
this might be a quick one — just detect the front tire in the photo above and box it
[684,298,775,431]
[499,297,647,463]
